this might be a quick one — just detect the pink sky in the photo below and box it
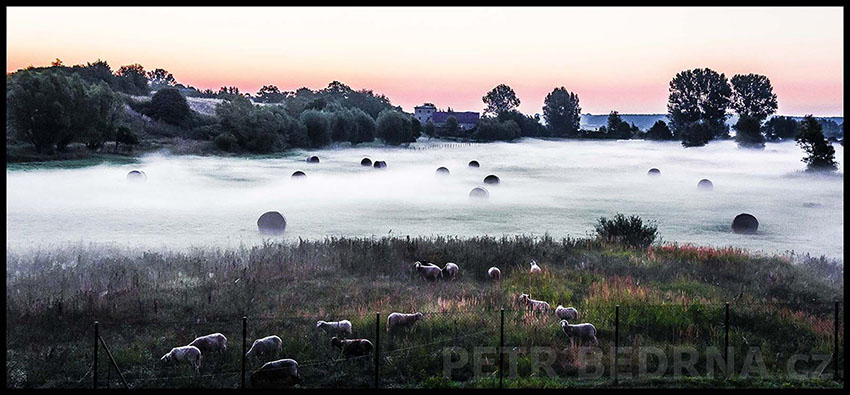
[6,7,843,116]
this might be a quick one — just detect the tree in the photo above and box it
[80,81,124,149]
[116,64,149,95]
[472,118,521,141]
[330,109,356,142]
[444,116,460,136]
[796,115,837,172]
[6,70,74,153]
[680,121,716,147]
[147,88,191,125]
[763,116,799,141]
[482,84,520,116]
[115,125,139,151]
[350,108,376,144]
[644,120,674,140]
[256,85,286,103]
[423,121,437,138]
[667,68,732,145]
[300,110,331,147]
[731,73,778,121]
[376,110,418,145]
[498,110,546,137]
[542,87,581,137]
[734,115,765,149]
[147,68,176,89]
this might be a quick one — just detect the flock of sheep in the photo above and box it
[157,259,598,387]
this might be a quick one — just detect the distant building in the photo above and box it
[414,103,480,130]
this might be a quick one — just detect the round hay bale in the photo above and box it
[483,175,500,185]
[469,187,489,199]
[647,168,661,176]
[127,170,147,181]
[468,160,480,168]
[291,171,306,179]
[361,158,372,167]
[436,167,450,175]
[373,161,387,169]
[697,179,713,190]
[306,156,320,164]
[257,211,287,234]
[731,213,759,234]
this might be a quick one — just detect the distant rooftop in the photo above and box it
[431,111,480,125]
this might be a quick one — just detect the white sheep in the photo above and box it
[246,335,283,360]
[555,305,579,321]
[441,262,459,280]
[560,320,599,345]
[316,320,353,336]
[387,312,424,331]
[160,345,202,373]
[529,260,542,274]
[250,359,301,388]
[188,333,228,354]
[414,261,442,282]
[518,293,551,313]
[488,267,501,281]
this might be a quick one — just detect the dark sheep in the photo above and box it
[306,156,320,163]
[483,175,500,185]
[647,168,661,176]
[257,211,287,234]
[469,187,489,199]
[468,160,480,168]
[732,213,759,234]
[331,337,374,358]
[250,359,301,388]
[698,179,713,190]
[361,158,373,167]
[436,167,450,175]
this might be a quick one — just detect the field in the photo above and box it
[5,235,844,388]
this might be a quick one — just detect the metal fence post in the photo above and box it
[724,302,730,377]
[835,301,840,380]
[499,308,505,389]
[375,312,381,389]
[93,321,99,389]
[241,316,247,389]
[614,305,619,385]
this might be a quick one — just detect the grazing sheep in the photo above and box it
[316,320,353,336]
[488,267,501,281]
[387,312,424,331]
[518,293,551,313]
[331,337,374,358]
[442,262,459,280]
[555,305,579,321]
[246,335,283,360]
[188,333,228,354]
[160,345,202,373]
[250,359,301,388]
[560,320,599,345]
[529,260,542,274]
[414,261,443,282]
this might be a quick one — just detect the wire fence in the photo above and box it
[6,302,844,389]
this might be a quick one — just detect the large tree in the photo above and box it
[667,68,732,145]
[147,87,191,125]
[763,116,799,141]
[796,115,837,172]
[116,64,149,95]
[730,73,778,121]
[482,84,520,116]
[147,68,176,89]
[542,87,581,137]
[376,110,418,145]
[256,85,286,103]
[6,70,74,153]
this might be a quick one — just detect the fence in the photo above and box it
[8,302,844,389]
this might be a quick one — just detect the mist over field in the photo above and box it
[6,139,844,258]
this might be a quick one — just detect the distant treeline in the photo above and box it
[4,60,842,171]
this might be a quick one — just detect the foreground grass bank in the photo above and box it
[5,236,844,388]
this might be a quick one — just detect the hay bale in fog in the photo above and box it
[436,167,450,175]
[469,187,489,199]
[291,171,306,179]
[257,211,287,234]
[373,161,387,169]
[647,168,661,176]
[127,170,147,181]
[483,175,500,185]
[732,213,759,234]
[468,160,480,168]
[361,158,372,167]
[698,179,713,190]
[306,156,320,163]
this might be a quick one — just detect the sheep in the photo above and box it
[488,267,501,281]
[387,312,424,331]
[250,359,301,388]
[518,293,551,313]
[442,262,459,280]
[529,260,542,274]
[331,337,374,358]
[160,345,202,373]
[413,261,442,282]
[560,320,599,346]
[246,335,283,360]
[188,333,227,354]
[555,305,579,321]
[316,320,353,336]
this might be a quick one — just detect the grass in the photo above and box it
[4,235,844,388]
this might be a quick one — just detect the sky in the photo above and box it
[6,7,844,116]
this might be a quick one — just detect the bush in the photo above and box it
[594,214,658,249]
[680,122,716,147]
[734,115,765,149]
[472,118,521,141]
[214,132,239,152]
[763,116,799,141]
[147,88,191,125]
[645,120,674,140]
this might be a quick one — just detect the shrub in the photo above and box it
[763,116,799,141]
[147,88,191,125]
[734,115,765,149]
[645,120,674,140]
[594,214,658,249]
[472,118,521,141]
